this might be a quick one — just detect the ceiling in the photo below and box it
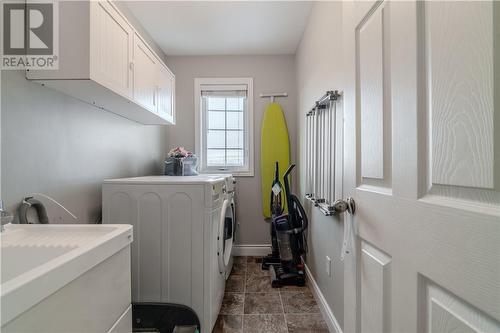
[123,1,313,56]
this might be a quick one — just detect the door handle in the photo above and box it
[319,197,355,216]
[333,197,355,215]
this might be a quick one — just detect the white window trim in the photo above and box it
[194,77,254,177]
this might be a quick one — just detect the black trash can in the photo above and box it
[132,303,200,333]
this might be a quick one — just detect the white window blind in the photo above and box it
[195,78,254,176]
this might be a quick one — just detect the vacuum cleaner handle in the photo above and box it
[283,164,295,212]
[283,164,295,181]
[270,162,284,216]
[291,194,308,232]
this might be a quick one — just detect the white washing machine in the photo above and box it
[102,175,234,333]
[217,175,237,279]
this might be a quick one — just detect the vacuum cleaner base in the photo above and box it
[269,264,306,288]
[261,254,281,270]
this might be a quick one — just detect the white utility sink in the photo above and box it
[1,224,133,330]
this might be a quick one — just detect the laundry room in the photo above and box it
[1,1,499,333]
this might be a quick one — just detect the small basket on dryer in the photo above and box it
[164,147,198,176]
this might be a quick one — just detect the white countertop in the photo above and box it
[103,175,228,185]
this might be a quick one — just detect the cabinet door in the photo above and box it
[90,1,133,99]
[157,64,175,124]
[133,34,158,113]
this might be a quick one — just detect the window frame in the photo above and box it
[194,77,254,176]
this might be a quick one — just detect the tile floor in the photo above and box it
[212,256,329,333]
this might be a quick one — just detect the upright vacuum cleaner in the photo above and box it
[262,162,284,267]
[262,163,308,287]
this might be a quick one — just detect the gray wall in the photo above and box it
[1,70,167,222]
[295,2,345,329]
[1,2,169,222]
[165,55,297,245]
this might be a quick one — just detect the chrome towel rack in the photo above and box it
[305,90,350,216]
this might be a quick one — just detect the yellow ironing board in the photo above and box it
[260,102,290,218]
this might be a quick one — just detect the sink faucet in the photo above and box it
[0,200,14,232]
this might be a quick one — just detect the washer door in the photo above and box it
[218,198,235,275]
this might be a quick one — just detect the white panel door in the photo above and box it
[90,1,133,99]
[342,1,500,332]
[133,34,158,112]
[157,64,175,124]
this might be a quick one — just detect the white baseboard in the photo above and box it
[304,263,343,333]
[233,244,271,256]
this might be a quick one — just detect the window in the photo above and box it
[195,78,254,176]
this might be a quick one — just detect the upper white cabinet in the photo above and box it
[90,1,134,100]
[133,34,159,112]
[157,64,176,124]
[26,1,175,125]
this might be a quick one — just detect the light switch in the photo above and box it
[326,256,332,276]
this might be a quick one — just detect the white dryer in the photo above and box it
[102,175,231,333]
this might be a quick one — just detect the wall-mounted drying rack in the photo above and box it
[305,90,349,216]
[260,92,288,103]
[306,90,341,115]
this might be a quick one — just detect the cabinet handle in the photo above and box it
[129,62,134,71]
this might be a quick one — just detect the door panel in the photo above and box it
[137,192,162,302]
[157,64,175,124]
[426,1,494,190]
[359,7,384,181]
[423,277,500,333]
[343,1,500,332]
[167,192,194,306]
[357,2,393,192]
[90,1,133,99]
[422,1,500,211]
[360,241,391,333]
[133,34,158,112]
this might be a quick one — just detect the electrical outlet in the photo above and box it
[326,256,332,276]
